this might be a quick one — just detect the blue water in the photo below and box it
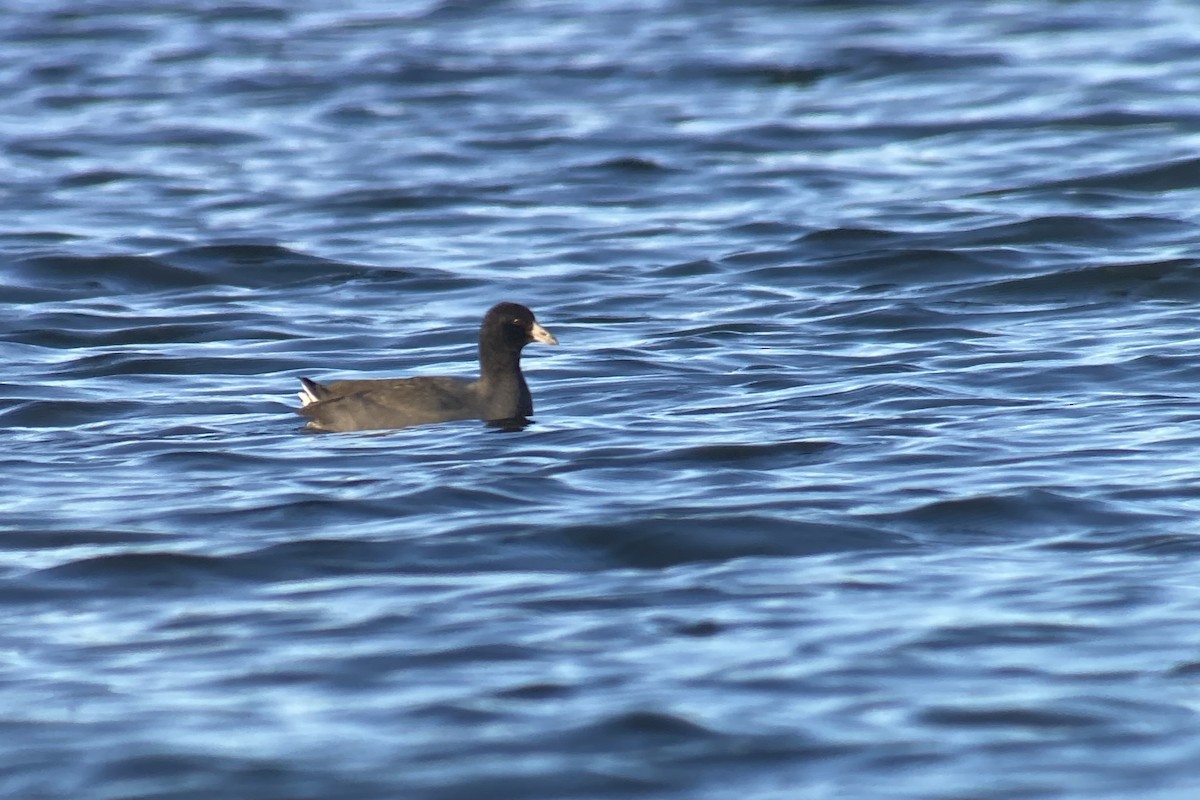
[5,1,1200,797]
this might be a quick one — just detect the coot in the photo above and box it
[296,302,557,432]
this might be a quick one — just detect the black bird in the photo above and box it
[296,302,557,432]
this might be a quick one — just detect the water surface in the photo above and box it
[4,1,1200,798]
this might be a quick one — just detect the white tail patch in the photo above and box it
[298,384,320,407]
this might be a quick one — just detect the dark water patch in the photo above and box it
[0,382,88,402]
[102,126,265,148]
[813,248,1019,287]
[913,621,1101,652]
[546,710,848,794]
[417,772,664,800]
[945,215,1193,248]
[313,185,508,213]
[560,709,721,748]
[4,316,293,350]
[0,230,83,249]
[204,72,340,104]
[87,751,384,800]
[387,642,540,670]
[0,528,166,550]
[831,45,1010,77]
[167,497,408,533]
[1112,534,1200,556]
[49,352,287,379]
[35,551,253,591]
[4,255,201,300]
[466,132,576,153]
[795,216,1192,269]
[666,618,726,638]
[1009,156,1200,194]
[224,538,414,580]
[794,226,911,254]
[919,705,1105,731]
[702,122,826,154]
[1,246,384,302]
[493,682,574,701]
[961,258,1200,302]
[35,90,168,111]
[659,440,837,468]
[151,424,229,437]
[139,448,303,473]
[1048,109,1200,130]
[197,4,292,24]
[0,398,146,427]
[7,138,82,159]
[711,61,830,87]
[1117,356,1200,386]
[730,224,811,248]
[538,515,909,569]
[813,302,995,338]
[387,484,554,516]
[878,490,1129,541]
[28,538,418,595]
[4,18,158,45]
[206,534,600,578]
[159,244,362,288]
[57,169,141,188]
[567,156,677,176]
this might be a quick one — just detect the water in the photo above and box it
[4,0,1200,797]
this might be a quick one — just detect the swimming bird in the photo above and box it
[296,302,557,432]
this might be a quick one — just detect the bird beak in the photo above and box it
[530,321,558,345]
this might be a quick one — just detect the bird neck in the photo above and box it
[479,343,522,383]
